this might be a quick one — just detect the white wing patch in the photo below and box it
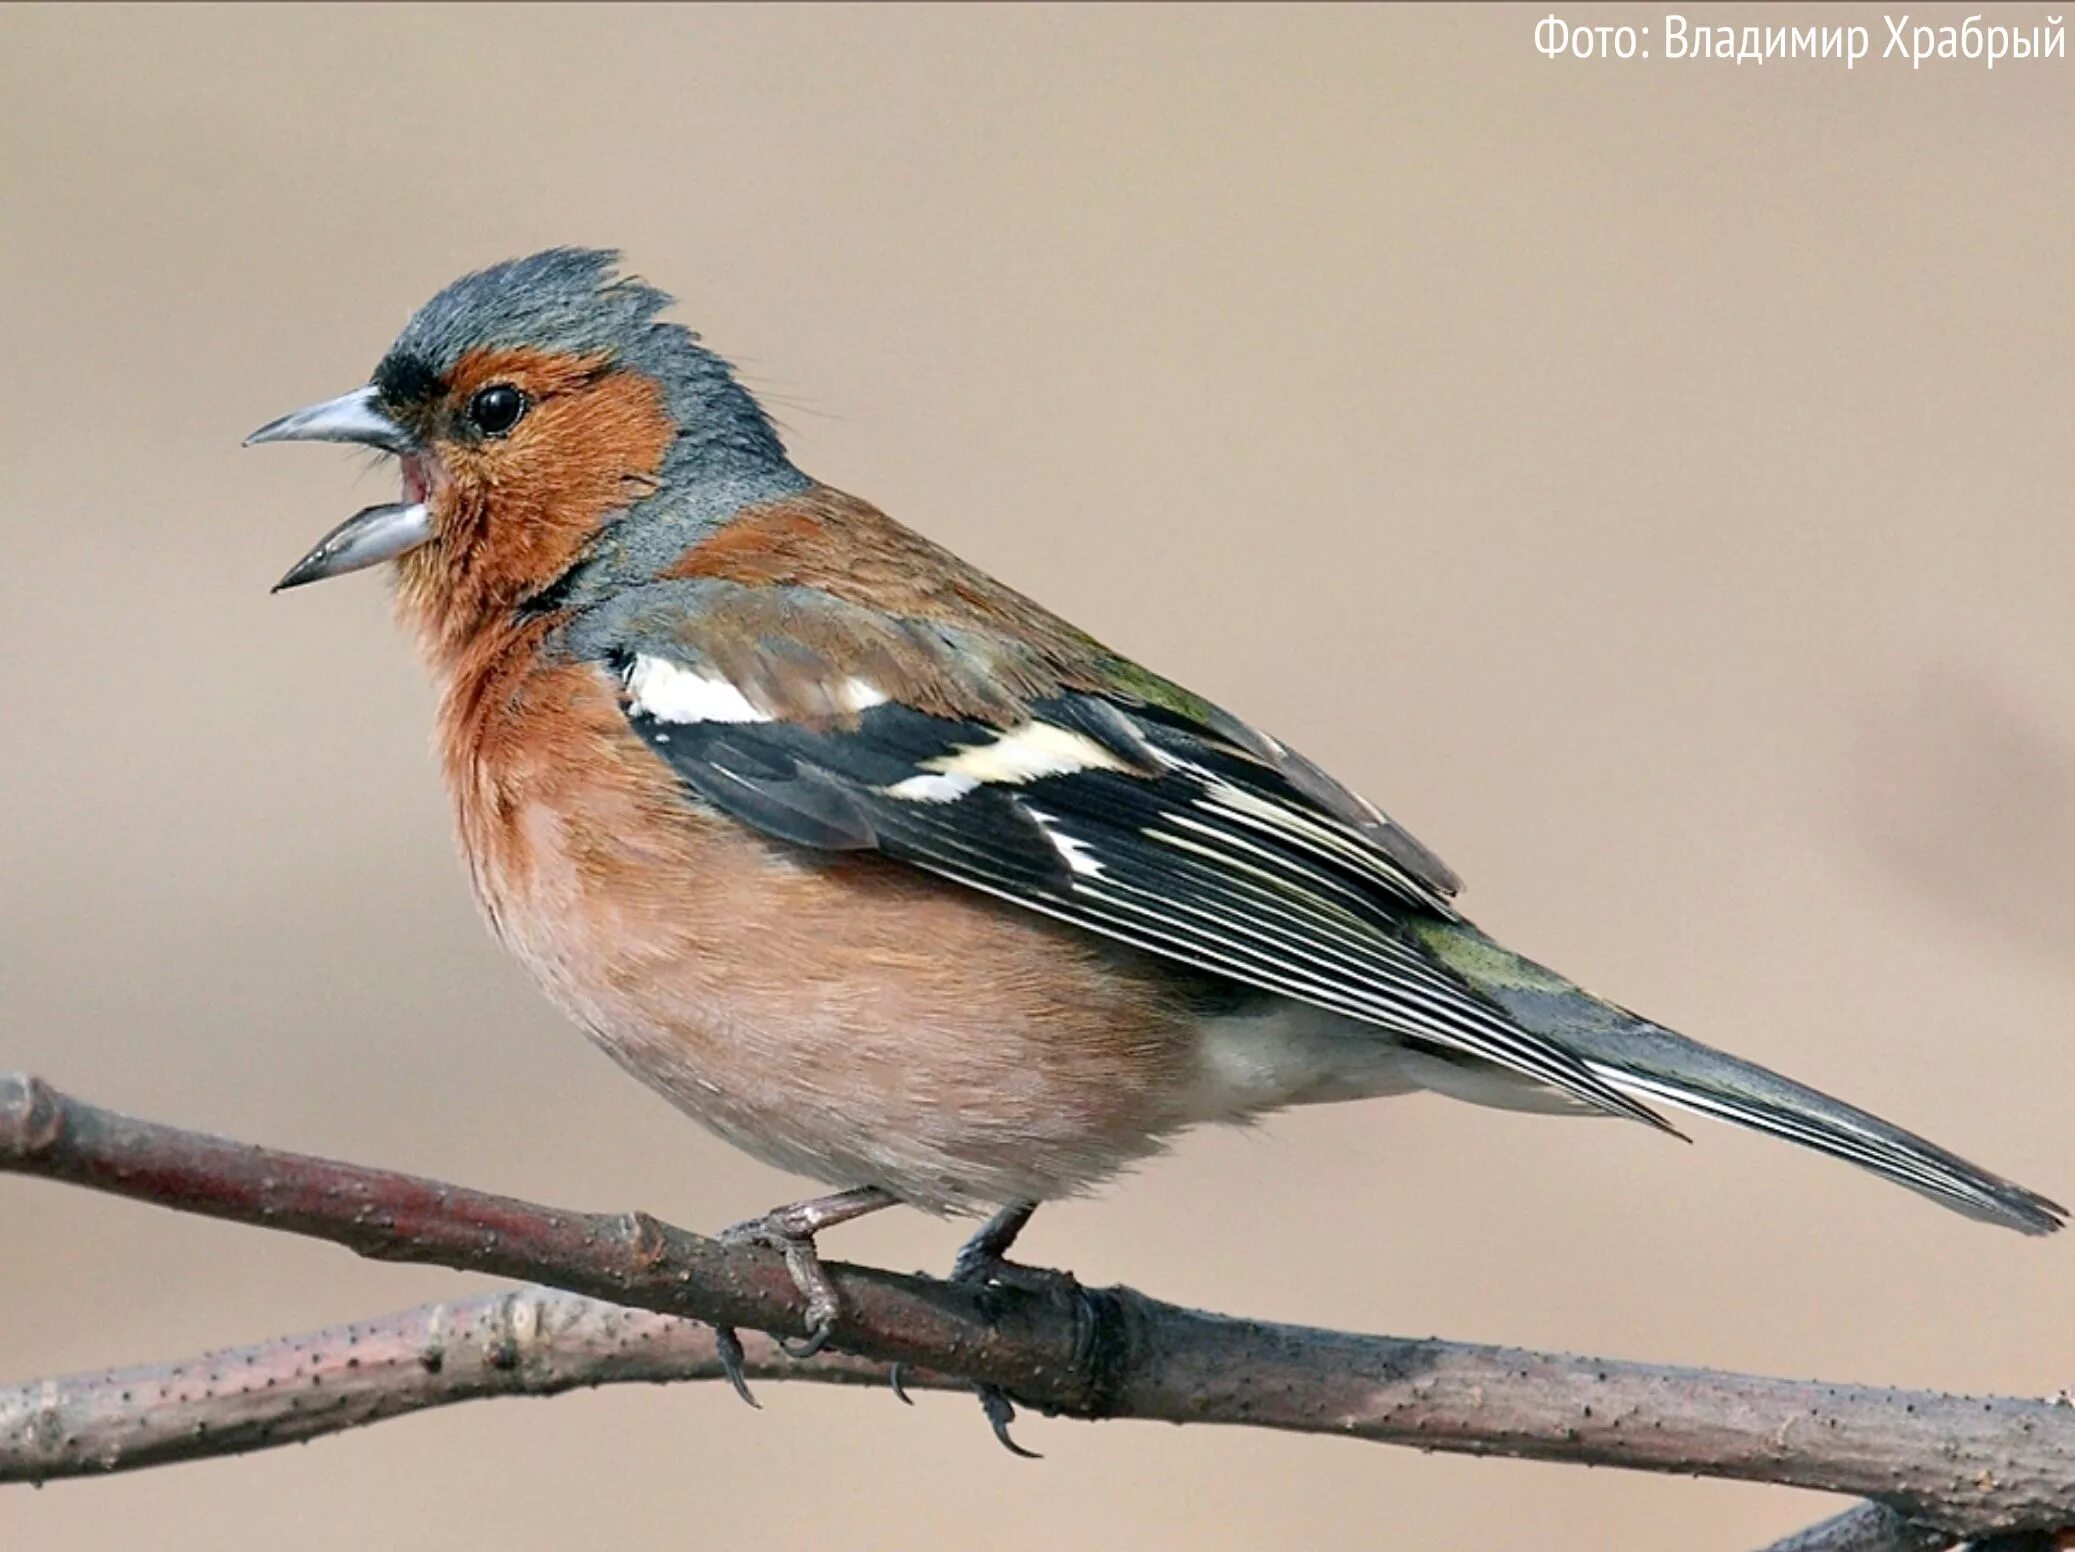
[624,655,770,725]
[879,722,1137,805]
[888,772,980,802]
[883,721,1133,804]
[626,659,887,725]
[1021,806,1106,877]
[932,722,1130,785]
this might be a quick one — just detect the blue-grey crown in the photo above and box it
[377,248,793,472]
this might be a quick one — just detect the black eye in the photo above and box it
[466,384,527,437]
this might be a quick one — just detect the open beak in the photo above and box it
[246,385,414,454]
[246,386,433,591]
[269,501,432,593]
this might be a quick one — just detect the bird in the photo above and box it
[249,248,2062,1439]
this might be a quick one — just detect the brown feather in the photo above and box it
[666,485,1112,668]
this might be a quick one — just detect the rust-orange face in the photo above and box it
[250,341,673,608]
[254,252,764,619]
[252,249,794,656]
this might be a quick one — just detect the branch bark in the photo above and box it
[0,1286,953,1482]
[4,1072,2070,1546]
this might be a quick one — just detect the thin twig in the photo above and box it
[3,1072,2071,1542]
[0,1286,952,1483]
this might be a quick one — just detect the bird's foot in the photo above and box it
[711,1185,898,1405]
[953,1202,1061,1457]
[719,1212,843,1359]
[892,1201,1059,1457]
[950,1211,1079,1294]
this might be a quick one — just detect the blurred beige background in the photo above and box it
[3,4,2071,1547]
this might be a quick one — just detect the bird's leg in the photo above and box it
[720,1184,898,1350]
[950,1200,1073,1295]
[714,1184,899,1399]
[954,1201,1049,1457]
[892,1200,1071,1458]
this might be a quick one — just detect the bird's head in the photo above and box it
[249,248,791,653]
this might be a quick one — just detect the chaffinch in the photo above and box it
[249,249,2060,1427]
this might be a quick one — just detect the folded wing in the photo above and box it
[591,581,1670,1130]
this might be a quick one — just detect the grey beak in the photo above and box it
[246,385,415,454]
[272,502,433,592]
[250,385,430,590]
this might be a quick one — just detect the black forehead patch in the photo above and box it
[384,248,675,376]
[372,350,444,408]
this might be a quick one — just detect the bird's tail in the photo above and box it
[1411,919,2065,1235]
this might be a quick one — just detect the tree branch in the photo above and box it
[4,1072,2071,1545]
[0,1286,953,1482]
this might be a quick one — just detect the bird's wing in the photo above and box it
[585,578,1667,1129]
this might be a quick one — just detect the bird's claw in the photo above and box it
[713,1324,761,1408]
[885,1359,1033,1457]
[978,1384,1042,1459]
[778,1324,834,1361]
